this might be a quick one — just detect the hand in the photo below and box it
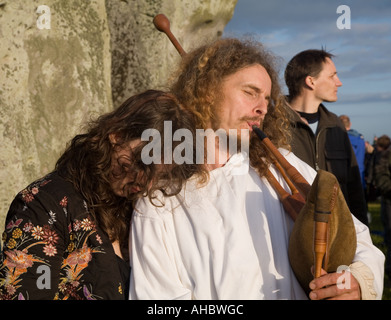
[309,268,361,300]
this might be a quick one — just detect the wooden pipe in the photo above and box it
[252,126,311,197]
[312,185,335,278]
[252,126,311,221]
[313,219,329,278]
[252,125,329,279]
[264,168,304,221]
[153,14,186,56]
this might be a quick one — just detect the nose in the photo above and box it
[124,169,145,194]
[336,76,342,87]
[129,169,144,184]
[254,96,268,117]
[125,167,144,184]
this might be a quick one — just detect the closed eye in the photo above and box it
[243,88,259,98]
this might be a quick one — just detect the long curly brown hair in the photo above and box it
[55,90,208,245]
[170,37,292,175]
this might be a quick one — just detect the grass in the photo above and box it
[368,201,391,300]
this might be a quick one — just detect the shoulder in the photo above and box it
[283,101,304,125]
[14,172,64,211]
[133,168,229,221]
[381,147,391,160]
[10,171,86,224]
[348,129,365,141]
[279,148,317,183]
[319,105,344,127]
[318,107,352,142]
[18,172,74,200]
[133,191,177,221]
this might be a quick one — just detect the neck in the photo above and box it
[289,93,322,114]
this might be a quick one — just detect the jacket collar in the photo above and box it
[285,100,336,129]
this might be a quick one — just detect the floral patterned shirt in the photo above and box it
[0,172,129,300]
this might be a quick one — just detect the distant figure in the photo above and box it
[374,135,391,277]
[339,114,366,187]
[364,140,378,204]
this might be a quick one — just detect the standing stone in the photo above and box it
[0,0,237,232]
[0,0,113,231]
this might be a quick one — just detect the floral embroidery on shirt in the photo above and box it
[0,178,106,300]
[1,215,105,300]
[60,196,68,216]
[58,217,104,300]
[0,218,49,299]
[19,178,51,209]
[1,174,125,300]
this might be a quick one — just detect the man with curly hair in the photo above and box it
[129,38,384,300]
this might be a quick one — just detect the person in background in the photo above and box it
[374,134,391,278]
[339,115,366,187]
[284,49,368,225]
[129,38,384,300]
[0,90,206,300]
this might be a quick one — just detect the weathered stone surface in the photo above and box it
[0,0,237,232]
[107,0,237,107]
[0,0,113,231]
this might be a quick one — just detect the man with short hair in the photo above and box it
[284,49,368,225]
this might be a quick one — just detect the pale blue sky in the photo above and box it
[224,0,391,143]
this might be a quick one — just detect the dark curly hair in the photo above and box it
[55,89,208,245]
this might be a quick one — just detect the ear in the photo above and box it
[305,75,316,90]
[109,133,118,145]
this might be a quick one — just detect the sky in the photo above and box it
[224,0,391,143]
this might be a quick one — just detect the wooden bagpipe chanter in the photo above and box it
[152,14,357,295]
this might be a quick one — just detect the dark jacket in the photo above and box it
[286,103,368,225]
[375,147,391,199]
[0,172,130,300]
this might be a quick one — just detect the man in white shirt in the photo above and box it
[129,38,384,300]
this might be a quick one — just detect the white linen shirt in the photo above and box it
[129,150,384,300]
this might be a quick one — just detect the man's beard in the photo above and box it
[209,103,263,156]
